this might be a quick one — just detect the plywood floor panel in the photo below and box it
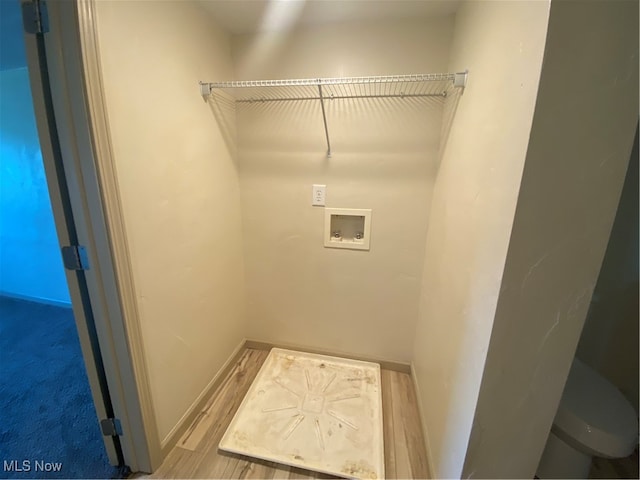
[152,348,429,479]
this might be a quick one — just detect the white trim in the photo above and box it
[160,338,248,453]
[22,20,119,466]
[0,290,72,308]
[32,1,159,472]
[245,339,410,374]
[159,338,413,458]
[411,361,435,479]
[74,0,162,471]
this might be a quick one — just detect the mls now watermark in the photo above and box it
[4,460,63,473]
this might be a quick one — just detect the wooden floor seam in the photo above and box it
[150,348,429,479]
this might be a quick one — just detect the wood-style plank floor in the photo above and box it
[150,348,429,479]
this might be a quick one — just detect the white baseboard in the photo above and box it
[160,338,247,454]
[157,338,417,464]
[245,338,411,373]
[0,290,72,308]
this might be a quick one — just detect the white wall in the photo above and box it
[95,1,246,443]
[0,68,70,306]
[412,2,550,478]
[232,18,454,363]
[576,129,639,411]
[462,1,639,477]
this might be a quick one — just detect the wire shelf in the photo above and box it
[200,72,466,102]
[199,72,468,156]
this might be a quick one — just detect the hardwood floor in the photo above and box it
[150,348,429,479]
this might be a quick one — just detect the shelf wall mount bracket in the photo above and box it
[454,70,468,89]
[199,81,212,101]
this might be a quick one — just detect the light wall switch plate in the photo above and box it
[312,184,326,206]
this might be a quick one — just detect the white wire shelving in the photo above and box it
[199,71,467,157]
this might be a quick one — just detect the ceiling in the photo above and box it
[198,0,461,35]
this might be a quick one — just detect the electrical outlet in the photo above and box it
[312,184,326,206]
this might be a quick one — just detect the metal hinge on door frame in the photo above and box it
[22,0,50,34]
[61,245,90,271]
[100,418,123,437]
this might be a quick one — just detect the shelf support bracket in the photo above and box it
[199,81,212,101]
[317,84,332,158]
[454,70,468,89]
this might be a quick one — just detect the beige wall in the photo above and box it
[233,18,454,362]
[95,1,246,443]
[412,2,551,478]
[576,129,639,411]
[463,1,639,478]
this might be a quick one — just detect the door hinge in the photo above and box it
[100,418,123,437]
[61,245,90,271]
[22,0,49,34]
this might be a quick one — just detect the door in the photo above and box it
[20,0,157,472]
[20,0,124,469]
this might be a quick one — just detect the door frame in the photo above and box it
[20,5,123,470]
[22,0,162,472]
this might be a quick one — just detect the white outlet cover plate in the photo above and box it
[219,348,384,479]
[312,184,326,206]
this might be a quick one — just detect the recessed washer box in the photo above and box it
[324,208,372,251]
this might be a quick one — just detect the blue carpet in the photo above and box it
[0,296,121,479]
